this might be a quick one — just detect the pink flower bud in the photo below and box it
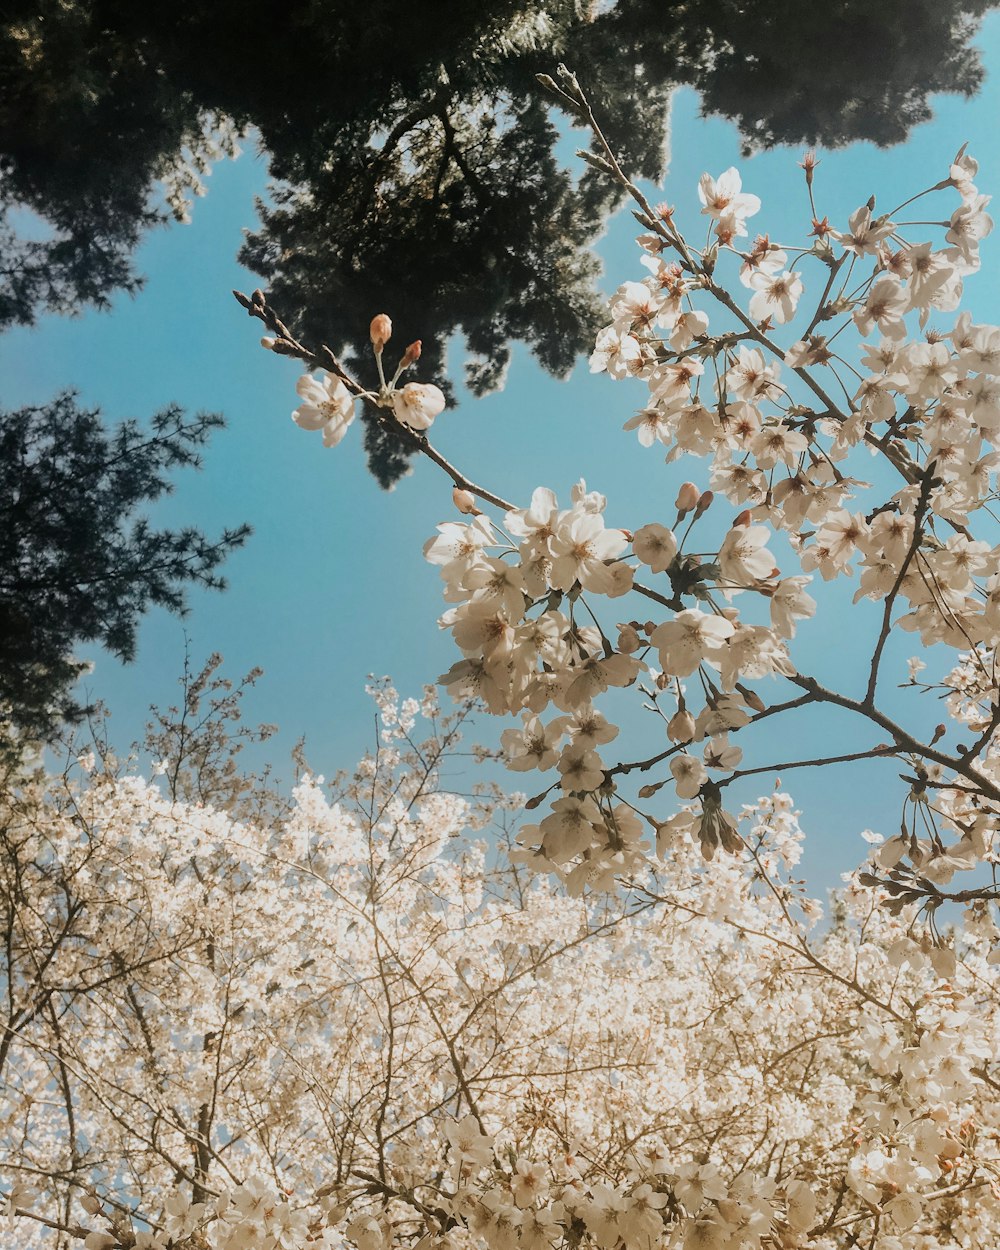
[401,339,422,367]
[369,314,393,351]
[675,481,700,513]
[694,490,714,518]
[732,509,752,528]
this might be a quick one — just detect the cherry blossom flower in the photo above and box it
[703,734,742,771]
[652,610,735,676]
[550,511,629,594]
[725,347,782,402]
[747,269,804,324]
[557,743,606,792]
[292,371,355,446]
[632,523,678,572]
[698,168,761,225]
[853,275,908,338]
[590,325,643,378]
[718,523,776,587]
[670,753,707,798]
[501,714,564,771]
[831,205,896,256]
[424,516,495,585]
[444,1114,495,1166]
[392,381,446,430]
[768,577,816,638]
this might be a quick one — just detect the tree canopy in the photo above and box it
[0,397,250,747]
[2,0,996,484]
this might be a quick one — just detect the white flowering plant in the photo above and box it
[242,69,1000,911]
[7,64,1000,1250]
[3,684,1000,1250]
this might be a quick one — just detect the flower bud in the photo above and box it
[675,481,700,514]
[732,509,752,528]
[452,487,481,516]
[81,1195,103,1215]
[694,490,714,518]
[272,339,302,356]
[735,682,766,713]
[401,339,422,367]
[667,709,696,743]
[617,624,641,654]
[369,314,393,351]
[260,336,277,350]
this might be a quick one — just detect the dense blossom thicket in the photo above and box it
[7,69,1000,1249]
[3,686,1000,1250]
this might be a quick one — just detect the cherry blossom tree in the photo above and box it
[6,64,1000,1250]
[241,69,1000,915]
[3,681,1000,1249]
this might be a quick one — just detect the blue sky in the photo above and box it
[4,20,1000,884]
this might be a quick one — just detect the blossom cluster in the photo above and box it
[256,139,1000,941]
[407,149,1000,902]
[3,720,1000,1250]
[285,314,446,448]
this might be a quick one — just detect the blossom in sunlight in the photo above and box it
[392,382,446,430]
[718,523,776,587]
[830,205,896,256]
[946,195,993,268]
[590,325,642,377]
[853,275,908,338]
[703,733,742,771]
[444,1114,495,1166]
[724,347,782,401]
[550,510,630,594]
[739,238,787,287]
[651,609,735,676]
[632,523,678,573]
[292,371,355,446]
[557,742,605,792]
[501,713,564,772]
[697,167,761,226]
[747,269,803,324]
[670,752,707,798]
[423,516,495,585]
[768,577,816,638]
